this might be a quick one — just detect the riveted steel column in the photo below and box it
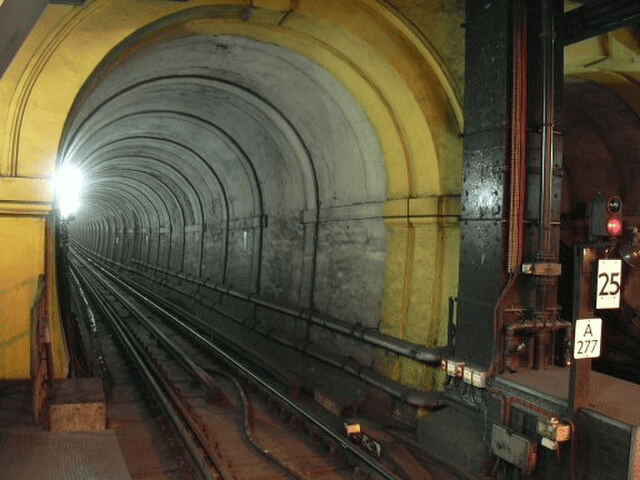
[455,0,513,369]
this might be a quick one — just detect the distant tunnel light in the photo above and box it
[54,165,83,219]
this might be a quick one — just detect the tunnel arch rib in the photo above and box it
[5,0,464,390]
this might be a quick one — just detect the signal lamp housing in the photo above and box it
[590,194,623,238]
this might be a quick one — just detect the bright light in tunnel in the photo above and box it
[53,165,83,219]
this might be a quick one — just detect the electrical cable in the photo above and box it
[213,368,306,480]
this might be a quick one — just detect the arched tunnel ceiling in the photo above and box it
[0,0,465,389]
[61,25,396,321]
[63,34,386,227]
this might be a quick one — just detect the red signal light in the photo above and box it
[607,217,623,237]
[590,194,624,238]
[526,446,538,475]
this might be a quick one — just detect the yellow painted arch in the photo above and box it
[0,0,463,386]
[1,0,462,194]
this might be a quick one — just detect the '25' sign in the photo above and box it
[596,259,621,310]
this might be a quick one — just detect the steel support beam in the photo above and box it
[455,0,513,369]
[457,0,565,371]
[560,0,640,46]
[522,0,564,369]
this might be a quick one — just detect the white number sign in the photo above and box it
[596,259,621,309]
[573,318,602,359]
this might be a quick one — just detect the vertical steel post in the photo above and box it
[569,245,595,413]
[568,245,596,480]
[455,0,513,369]
[524,0,563,369]
[538,0,555,256]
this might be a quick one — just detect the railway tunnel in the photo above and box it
[2,0,640,478]
[0,0,464,388]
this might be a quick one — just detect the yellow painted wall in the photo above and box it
[380,197,460,389]
[564,14,640,111]
[565,33,640,116]
[0,0,464,384]
[0,177,66,378]
[0,217,44,379]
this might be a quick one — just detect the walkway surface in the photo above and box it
[0,380,131,480]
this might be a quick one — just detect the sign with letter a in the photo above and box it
[573,318,602,359]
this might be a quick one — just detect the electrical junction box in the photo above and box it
[463,367,473,384]
[472,371,487,388]
[491,424,536,473]
[492,368,640,479]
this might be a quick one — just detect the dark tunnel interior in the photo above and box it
[59,27,391,371]
[561,77,640,383]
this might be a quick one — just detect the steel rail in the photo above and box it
[71,262,225,480]
[73,240,444,366]
[72,246,403,480]
[71,251,305,480]
[71,240,441,408]
[78,258,222,398]
[68,266,111,389]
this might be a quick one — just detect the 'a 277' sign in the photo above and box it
[573,318,602,359]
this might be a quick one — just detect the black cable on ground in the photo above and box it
[212,368,306,480]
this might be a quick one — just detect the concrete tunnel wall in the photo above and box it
[0,1,464,384]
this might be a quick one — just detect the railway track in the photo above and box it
[69,248,411,480]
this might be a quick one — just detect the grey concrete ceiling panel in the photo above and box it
[60,36,384,215]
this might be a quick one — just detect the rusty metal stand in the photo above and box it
[568,245,598,480]
[31,214,57,423]
[568,246,597,414]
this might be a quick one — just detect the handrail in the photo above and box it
[31,275,55,421]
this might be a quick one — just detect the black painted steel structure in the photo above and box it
[456,0,513,371]
[452,2,640,478]
[561,0,640,46]
[456,0,566,373]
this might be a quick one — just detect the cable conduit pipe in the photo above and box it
[159,282,442,408]
[232,283,445,364]
[83,250,447,366]
[76,247,441,409]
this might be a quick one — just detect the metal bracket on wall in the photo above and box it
[521,262,562,276]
